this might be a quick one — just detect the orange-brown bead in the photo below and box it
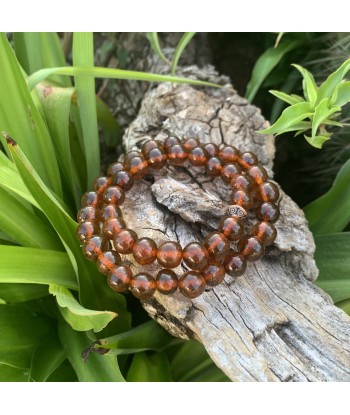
[129,156,149,179]
[93,176,111,193]
[146,147,167,169]
[141,139,163,155]
[238,152,258,169]
[156,269,178,294]
[202,263,225,286]
[221,163,241,183]
[103,217,126,239]
[98,204,122,222]
[111,171,134,190]
[107,265,133,292]
[164,136,180,152]
[103,186,125,206]
[107,161,127,176]
[231,174,253,192]
[183,137,199,151]
[204,232,230,263]
[257,202,280,223]
[178,271,206,299]
[182,242,209,270]
[82,236,108,261]
[224,252,247,277]
[113,229,138,254]
[81,191,98,207]
[218,216,244,241]
[167,144,188,165]
[132,237,157,265]
[219,145,240,163]
[157,241,182,268]
[188,146,209,166]
[207,156,223,176]
[125,150,142,161]
[77,207,96,223]
[247,165,268,185]
[204,142,219,157]
[97,250,121,275]
[76,221,97,243]
[259,182,280,203]
[230,190,254,210]
[252,221,277,246]
[130,272,156,300]
[238,236,264,261]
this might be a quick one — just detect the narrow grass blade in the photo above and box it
[127,352,172,381]
[146,32,170,65]
[171,32,196,76]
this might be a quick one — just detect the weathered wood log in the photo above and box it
[118,69,350,382]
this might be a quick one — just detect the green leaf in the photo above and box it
[314,233,350,302]
[0,364,30,381]
[46,359,78,382]
[146,32,170,65]
[333,81,350,106]
[58,319,124,382]
[304,158,350,234]
[246,39,302,102]
[0,246,77,289]
[96,96,121,148]
[292,64,318,106]
[259,102,312,135]
[269,89,304,105]
[127,352,172,382]
[335,299,350,315]
[304,134,331,149]
[170,32,196,76]
[49,284,116,333]
[0,284,48,303]
[317,58,350,104]
[0,33,62,197]
[311,98,340,139]
[72,33,100,187]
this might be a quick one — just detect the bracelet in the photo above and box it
[77,137,280,301]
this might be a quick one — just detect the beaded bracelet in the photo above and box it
[77,137,280,301]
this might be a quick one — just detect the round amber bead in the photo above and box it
[164,136,180,152]
[97,250,121,275]
[218,216,244,241]
[98,204,122,222]
[224,252,247,277]
[257,202,280,223]
[113,229,138,254]
[130,272,156,300]
[178,271,206,299]
[182,242,209,270]
[129,156,149,178]
[146,147,167,169]
[167,144,188,165]
[207,156,224,176]
[231,174,253,192]
[188,146,209,167]
[77,207,96,223]
[238,236,264,261]
[202,263,225,286]
[221,163,241,183]
[238,152,258,169]
[76,221,97,243]
[103,217,126,239]
[81,191,98,207]
[204,232,230,263]
[204,143,219,157]
[247,165,268,185]
[230,190,254,210]
[132,237,157,265]
[93,176,111,193]
[125,150,142,161]
[107,265,133,292]
[259,182,280,203]
[142,139,163,155]
[82,236,108,261]
[156,269,178,294]
[252,221,277,246]
[107,161,127,176]
[157,241,182,268]
[111,171,134,191]
[183,137,199,151]
[103,186,125,206]
[219,145,240,163]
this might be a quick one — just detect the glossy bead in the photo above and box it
[156,269,178,294]
[107,161,127,176]
[76,221,97,243]
[142,139,163,155]
[132,237,157,265]
[107,265,133,292]
[252,221,277,246]
[111,171,134,191]
[93,176,111,193]
[231,174,253,192]
[259,182,280,203]
[207,156,223,176]
[183,137,199,151]
[146,147,167,169]
[167,144,188,165]
[204,232,230,263]
[230,190,254,210]
[77,206,96,223]
[164,136,180,152]
[188,146,209,166]
[82,236,107,261]
[130,272,156,300]
[157,241,182,268]
[218,216,244,241]
[103,186,125,206]
[182,242,209,270]
[81,191,98,207]
[202,263,225,286]
[97,250,121,275]
[238,236,265,261]
[125,150,142,161]
[257,202,280,223]
[204,142,219,157]
[238,152,258,169]
[98,204,122,221]
[128,156,149,179]
[219,145,240,163]
[224,252,247,277]
[103,217,126,239]
[247,165,268,185]
[221,163,241,183]
[113,229,138,254]
[179,271,206,299]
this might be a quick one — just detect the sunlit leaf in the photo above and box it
[333,81,350,106]
[311,98,340,139]
[317,58,350,104]
[171,32,196,76]
[292,64,318,105]
[304,134,331,149]
[269,90,304,105]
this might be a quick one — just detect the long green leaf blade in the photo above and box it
[317,58,350,104]
[146,32,170,65]
[171,32,196,76]
[292,64,318,105]
[333,81,350,106]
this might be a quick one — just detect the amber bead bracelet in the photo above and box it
[77,137,280,301]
